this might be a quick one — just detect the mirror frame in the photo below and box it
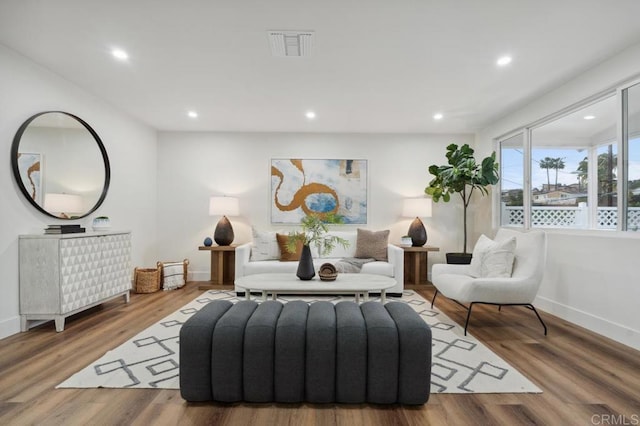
[10,111,111,219]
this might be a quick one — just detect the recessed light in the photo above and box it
[305,111,316,119]
[496,56,512,66]
[583,115,595,120]
[111,48,129,61]
[433,113,443,120]
[187,111,198,118]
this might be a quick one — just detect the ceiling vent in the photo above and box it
[268,30,314,57]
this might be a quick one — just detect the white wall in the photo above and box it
[156,132,475,280]
[477,42,640,350]
[0,45,159,339]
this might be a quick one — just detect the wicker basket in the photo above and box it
[133,267,161,293]
[157,259,189,290]
[319,263,338,281]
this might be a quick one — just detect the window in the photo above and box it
[623,82,640,231]
[499,133,524,227]
[499,94,620,230]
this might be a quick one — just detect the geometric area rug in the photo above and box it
[57,290,541,394]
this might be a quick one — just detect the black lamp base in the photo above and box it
[214,215,234,246]
[408,217,427,247]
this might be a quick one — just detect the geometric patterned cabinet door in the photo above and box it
[100,234,132,299]
[19,231,131,332]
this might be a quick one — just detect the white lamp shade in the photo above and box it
[209,196,239,216]
[44,193,83,214]
[402,198,432,218]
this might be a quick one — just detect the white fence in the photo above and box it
[502,205,640,230]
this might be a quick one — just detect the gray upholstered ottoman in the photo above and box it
[180,299,431,405]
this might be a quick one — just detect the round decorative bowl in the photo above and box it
[92,217,111,231]
[319,263,338,281]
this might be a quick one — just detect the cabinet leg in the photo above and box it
[54,316,65,332]
[124,291,130,303]
[20,316,28,332]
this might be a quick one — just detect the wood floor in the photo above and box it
[1,282,639,426]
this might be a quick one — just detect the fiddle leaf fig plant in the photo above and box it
[286,212,350,256]
[425,143,500,254]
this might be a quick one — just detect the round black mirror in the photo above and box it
[11,111,110,219]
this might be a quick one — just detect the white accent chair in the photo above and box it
[431,228,547,335]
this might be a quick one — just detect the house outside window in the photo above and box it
[498,91,633,231]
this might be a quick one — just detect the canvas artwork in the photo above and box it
[17,152,42,204]
[271,159,367,224]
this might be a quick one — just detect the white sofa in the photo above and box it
[234,231,404,296]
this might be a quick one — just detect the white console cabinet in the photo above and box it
[19,231,132,332]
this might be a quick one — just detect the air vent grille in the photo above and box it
[268,30,314,57]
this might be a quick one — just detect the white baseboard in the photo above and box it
[535,296,640,351]
[0,316,21,340]
[191,270,212,282]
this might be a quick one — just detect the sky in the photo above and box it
[500,138,640,191]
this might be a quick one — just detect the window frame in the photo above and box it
[493,84,639,233]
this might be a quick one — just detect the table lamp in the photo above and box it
[44,193,83,219]
[209,196,239,246]
[402,198,432,247]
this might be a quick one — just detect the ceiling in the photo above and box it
[2,0,640,134]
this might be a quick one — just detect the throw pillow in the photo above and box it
[250,227,281,261]
[354,228,389,261]
[276,233,303,261]
[468,234,517,278]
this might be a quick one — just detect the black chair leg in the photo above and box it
[528,304,548,335]
[463,303,474,336]
[430,289,439,309]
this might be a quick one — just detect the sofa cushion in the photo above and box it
[276,233,303,261]
[244,260,300,275]
[355,229,389,261]
[361,260,394,278]
[250,228,281,261]
[243,258,395,277]
[320,231,357,259]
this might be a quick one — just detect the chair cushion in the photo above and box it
[468,234,516,278]
[355,229,389,261]
[432,272,477,301]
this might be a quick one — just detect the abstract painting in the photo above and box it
[271,159,367,224]
[17,152,42,204]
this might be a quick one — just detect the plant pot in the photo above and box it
[400,236,413,246]
[446,252,473,265]
[92,217,111,231]
[296,245,316,280]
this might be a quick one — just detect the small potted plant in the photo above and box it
[400,235,413,246]
[92,215,111,231]
[425,143,499,263]
[286,212,350,279]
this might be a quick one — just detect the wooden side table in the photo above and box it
[397,245,440,285]
[198,245,236,288]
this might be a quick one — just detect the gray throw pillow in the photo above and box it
[354,229,389,261]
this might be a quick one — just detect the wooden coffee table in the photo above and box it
[235,273,396,303]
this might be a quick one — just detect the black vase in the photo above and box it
[296,245,316,280]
